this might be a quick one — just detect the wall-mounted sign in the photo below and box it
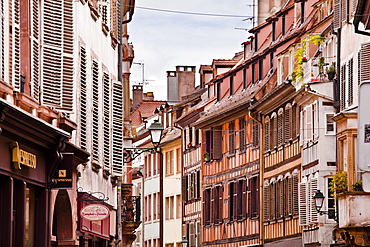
[80,204,110,221]
[11,142,37,169]
[52,153,73,188]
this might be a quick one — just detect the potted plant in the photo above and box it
[330,171,348,195]
[203,152,210,162]
[352,180,363,191]
[326,62,336,80]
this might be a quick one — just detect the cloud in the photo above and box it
[129,0,254,100]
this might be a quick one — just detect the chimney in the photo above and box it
[132,85,143,109]
[144,92,154,101]
[167,66,196,102]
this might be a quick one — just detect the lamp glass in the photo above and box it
[181,237,188,247]
[313,189,325,212]
[148,121,163,145]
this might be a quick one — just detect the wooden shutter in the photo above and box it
[360,42,370,83]
[252,120,259,147]
[182,175,188,202]
[277,109,284,146]
[241,179,247,219]
[287,176,293,216]
[0,0,4,80]
[112,81,123,175]
[341,0,348,23]
[239,118,246,152]
[30,0,40,100]
[196,170,201,199]
[333,0,341,29]
[299,182,308,225]
[228,182,234,221]
[264,117,270,151]
[229,121,235,155]
[11,0,21,91]
[263,184,270,221]
[270,182,276,220]
[340,65,346,110]
[247,178,251,218]
[103,72,111,171]
[80,46,87,149]
[189,222,196,247]
[293,173,299,215]
[348,58,354,106]
[212,126,222,160]
[284,105,292,142]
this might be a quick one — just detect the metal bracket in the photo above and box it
[77,187,109,201]
[123,147,158,163]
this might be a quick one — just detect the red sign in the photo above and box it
[80,204,110,221]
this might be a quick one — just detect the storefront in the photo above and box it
[0,99,72,247]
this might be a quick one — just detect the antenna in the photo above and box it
[133,61,155,86]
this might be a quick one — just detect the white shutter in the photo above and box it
[42,0,73,111]
[61,0,74,111]
[298,182,308,225]
[310,177,319,223]
[112,81,123,175]
[333,0,341,29]
[360,42,370,83]
[92,60,100,162]
[103,72,111,171]
[80,46,87,149]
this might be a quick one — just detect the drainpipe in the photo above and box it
[159,149,164,247]
[117,0,135,245]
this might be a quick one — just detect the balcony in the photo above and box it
[122,196,141,222]
[336,191,370,246]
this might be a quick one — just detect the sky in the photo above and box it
[128,0,255,100]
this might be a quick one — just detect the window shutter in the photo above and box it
[0,0,4,80]
[12,0,21,91]
[189,222,196,247]
[196,170,201,199]
[263,184,270,221]
[182,175,188,201]
[61,0,74,111]
[212,126,222,160]
[299,182,308,225]
[112,81,123,175]
[252,120,259,147]
[229,121,235,155]
[110,0,119,37]
[270,183,276,220]
[340,65,346,110]
[80,46,87,149]
[360,42,370,83]
[264,118,270,151]
[228,182,234,221]
[103,72,111,171]
[333,0,341,29]
[284,105,292,142]
[92,60,100,162]
[30,0,40,100]
[310,177,319,223]
[293,173,299,215]
[247,179,251,218]
[348,58,353,106]
[277,109,284,146]
[287,176,293,216]
[239,118,246,152]
[241,179,247,219]
[278,180,284,218]
[271,115,277,148]
[340,0,348,23]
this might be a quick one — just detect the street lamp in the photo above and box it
[181,236,188,247]
[123,120,164,163]
[313,189,325,213]
[313,189,338,222]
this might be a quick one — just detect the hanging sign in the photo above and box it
[80,204,110,221]
[53,153,73,188]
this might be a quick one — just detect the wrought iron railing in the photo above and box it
[122,196,141,222]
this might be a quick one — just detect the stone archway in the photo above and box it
[52,190,73,243]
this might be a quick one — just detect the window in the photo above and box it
[213,185,223,224]
[282,15,286,35]
[258,59,264,81]
[176,194,181,218]
[272,20,276,41]
[340,64,346,110]
[216,82,221,101]
[326,114,335,135]
[176,148,181,173]
[327,178,336,219]
[204,188,211,225]
[249,176,259,218]
[348,58,354,106]
[165,151,174,175]
[230,75,234,96]
[228,182,236,221]
[165,196,174,220]
[277,108,284,146]
[252,63,256,83]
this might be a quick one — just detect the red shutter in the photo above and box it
[263,184,269,221]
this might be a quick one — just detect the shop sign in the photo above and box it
[80,204,110,221]
[11,142,37,169]
[53,153,73,188]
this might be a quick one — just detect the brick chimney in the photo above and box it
[132,85,143,109]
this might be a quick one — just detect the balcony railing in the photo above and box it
[122,196,141,222]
